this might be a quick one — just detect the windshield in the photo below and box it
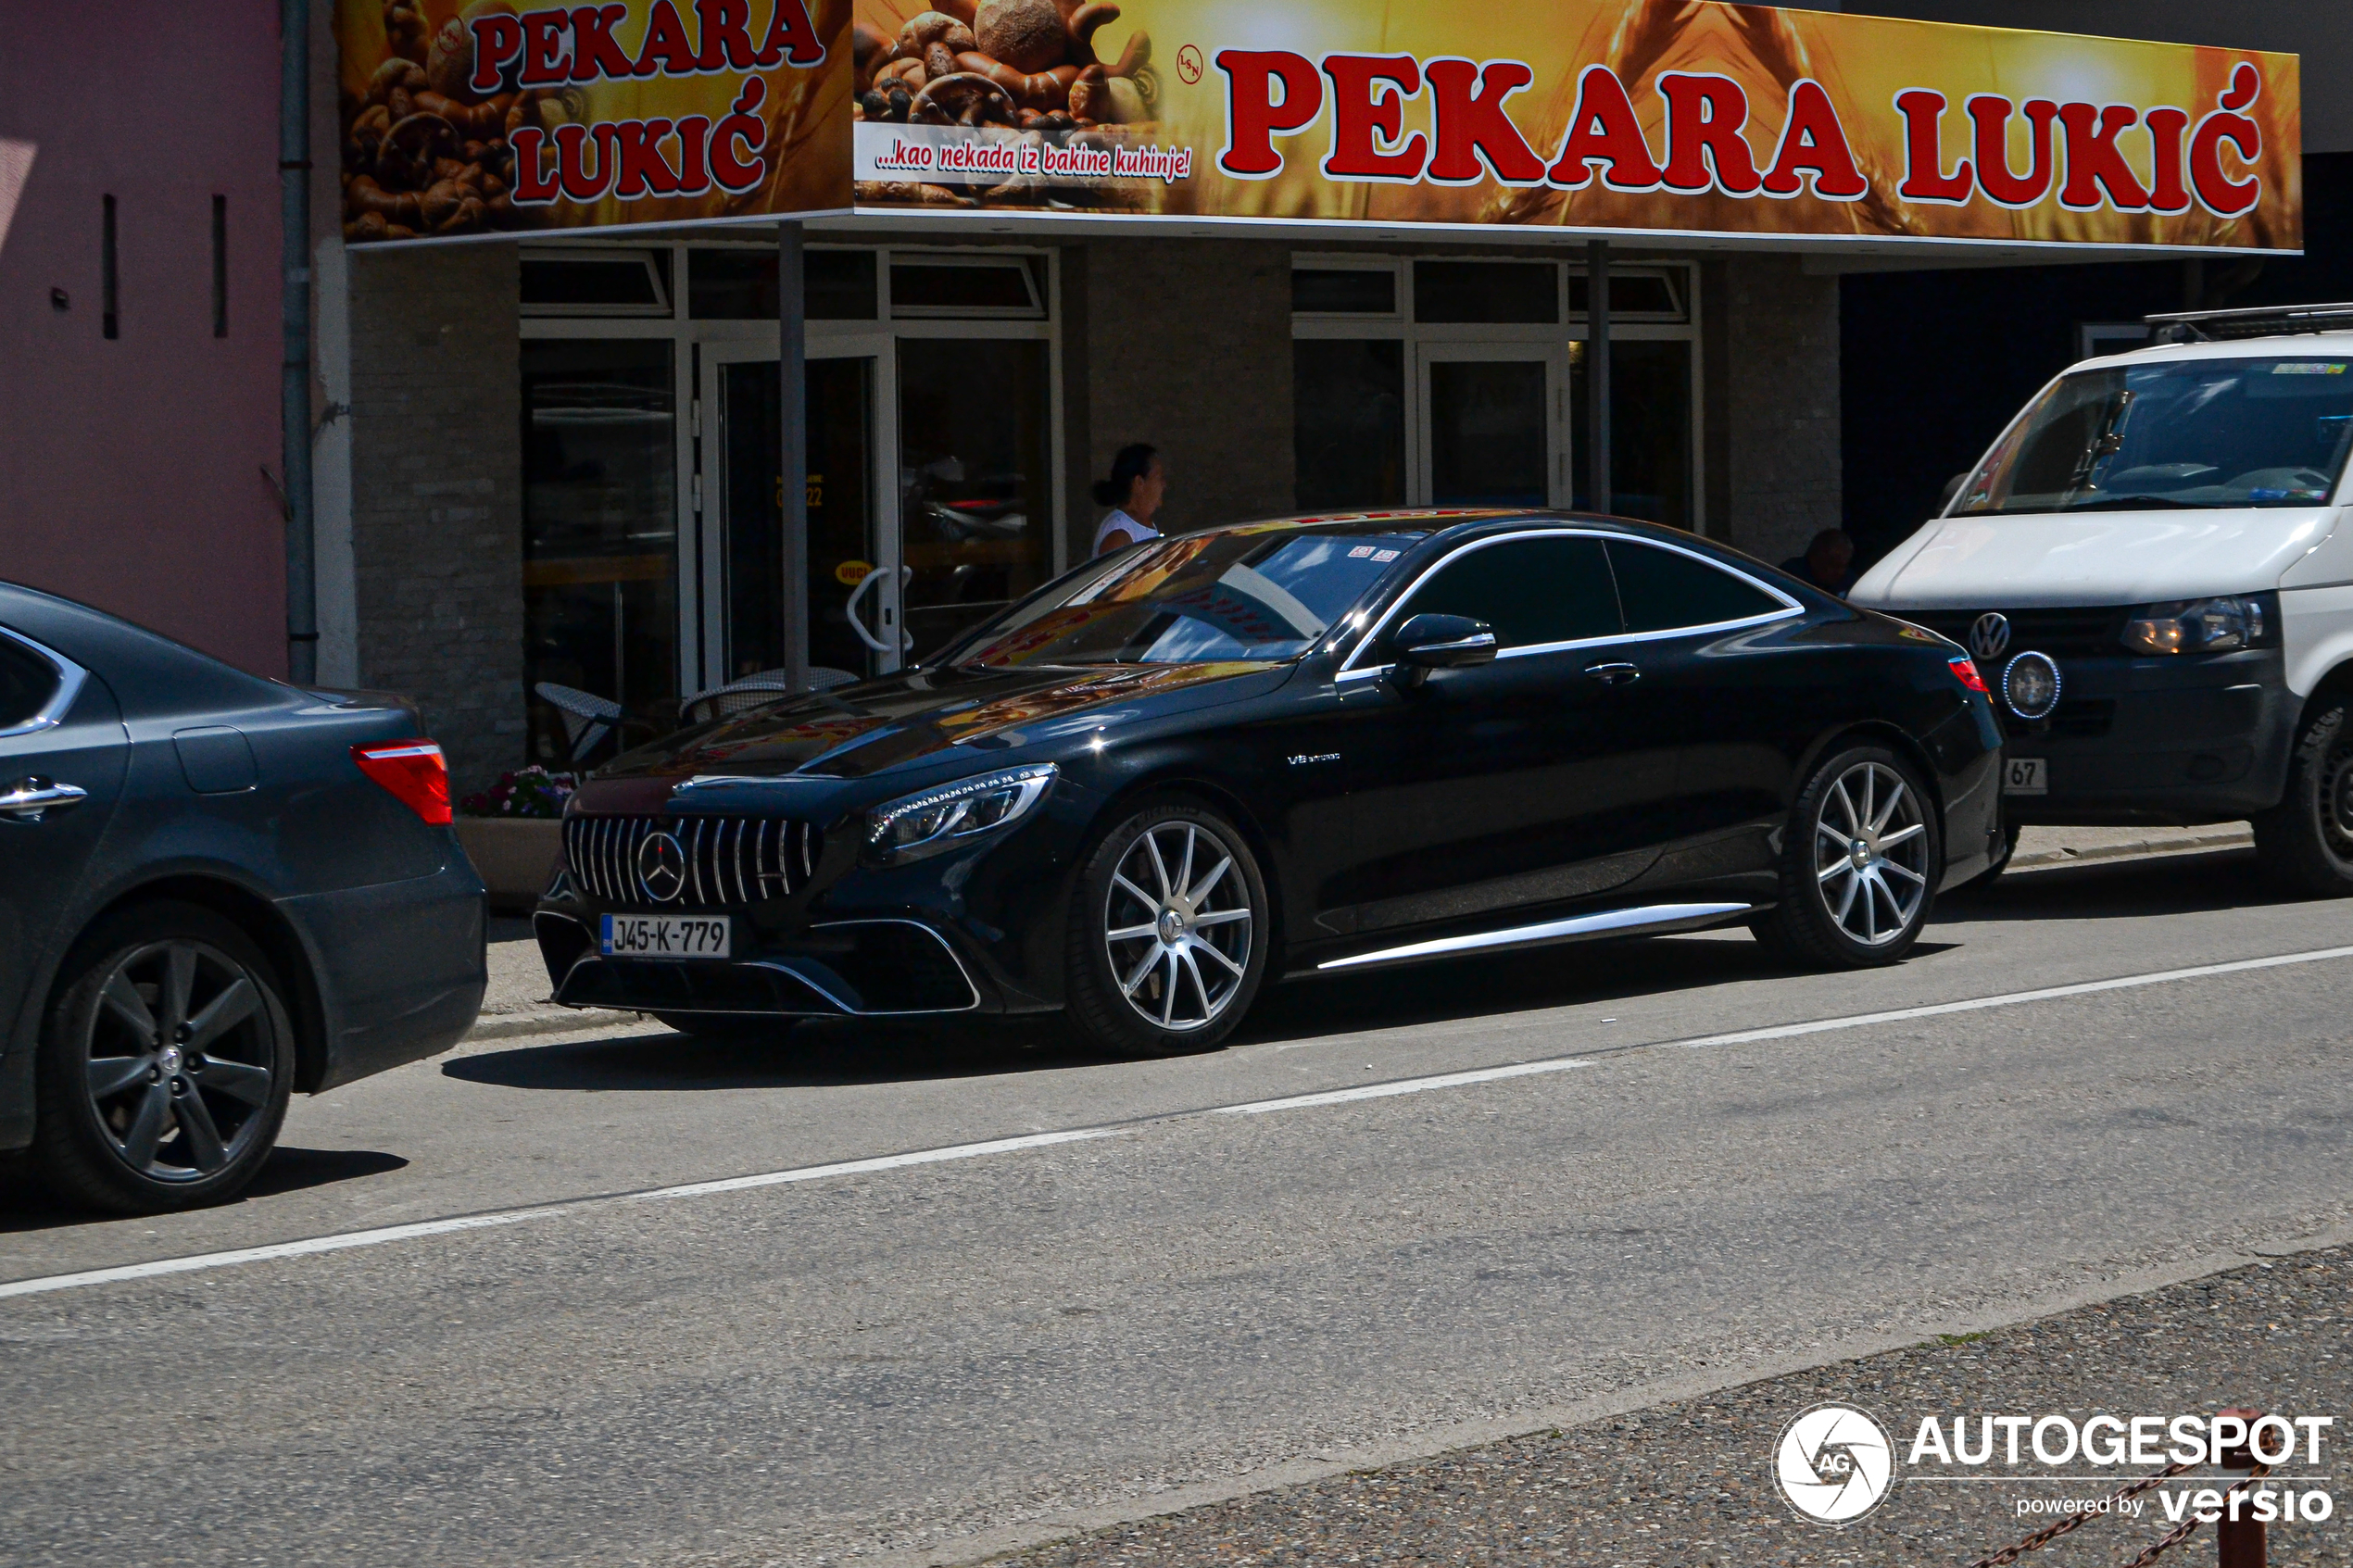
[1957,356,2353,515]
[937,527,1428,669]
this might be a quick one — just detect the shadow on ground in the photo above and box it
[0,1147,409,1230]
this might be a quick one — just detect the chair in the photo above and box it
[533,682,623,762]
[677,667,859,727]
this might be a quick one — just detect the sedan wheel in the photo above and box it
[33,903,294,1213]
[1754,746,1940,969]
[1068,801,1269,1055]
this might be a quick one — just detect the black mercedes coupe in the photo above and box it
[536,512,2003,1055]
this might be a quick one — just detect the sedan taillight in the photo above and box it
[352,740,452,824]
[1947,656,1990,694]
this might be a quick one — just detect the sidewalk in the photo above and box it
[464,824,2260,1043]
[985,1237,2350,1568]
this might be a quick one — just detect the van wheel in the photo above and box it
[2254,702,2353,897]
[31,902,296,1214]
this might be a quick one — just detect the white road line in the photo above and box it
[1672,946,2353,1052]
[1214,1057,1587,1114]
[6,941,2353,1303]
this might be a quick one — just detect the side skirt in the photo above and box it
[1305,901,1755,975]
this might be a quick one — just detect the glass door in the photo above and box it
[522,338,681,767]
[1413,342,1567,508]
[701,339,902,686]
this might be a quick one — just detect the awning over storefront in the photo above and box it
[336,0,2300,257]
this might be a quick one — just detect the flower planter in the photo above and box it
[455,817,562,912]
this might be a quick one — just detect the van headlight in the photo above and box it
[863,764,1057,866]
[2120,595,2273,655]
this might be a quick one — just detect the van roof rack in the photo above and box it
[2143,302,2353,344]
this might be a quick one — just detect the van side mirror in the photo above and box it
[1390,613,1497,689]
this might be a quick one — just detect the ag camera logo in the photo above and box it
[1775,1402,1897,1524]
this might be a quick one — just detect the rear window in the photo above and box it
[0,633,62,729]
[1607,542,1788,633]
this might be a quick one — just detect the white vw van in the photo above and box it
[1850,303,2353,893]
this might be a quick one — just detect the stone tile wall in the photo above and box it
[346,243,522,796]
[1719,254,1843,567]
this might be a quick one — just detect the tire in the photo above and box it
[1752,744,1942,969]
[31,901,296,1214]
[1954,819,2022,893]
[2253,701,2353,897]
[653,1012,799,1043]
[1064,797,1271,1057]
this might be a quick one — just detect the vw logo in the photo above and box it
[1969,612,2012,662]
[1774,1402,1897,1525]
[635,831,686,903]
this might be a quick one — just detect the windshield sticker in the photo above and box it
[2273,363,2347,374]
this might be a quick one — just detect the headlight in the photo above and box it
[2120,595,2272,655]
[863,764,1057,866]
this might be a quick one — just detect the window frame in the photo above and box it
[1334,527,1801,682]
[519,248,671,318]
[0,624,89,738]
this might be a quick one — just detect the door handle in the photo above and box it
[842,566,895,654]
[1583,661,1641,685]
[0,776,88,822]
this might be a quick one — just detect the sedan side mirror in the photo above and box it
[1390,613,1497,689]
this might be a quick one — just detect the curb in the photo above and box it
[2008,829,2253,872]
[464,1007,641,1042]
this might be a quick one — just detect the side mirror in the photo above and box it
[1390,613,1497,689]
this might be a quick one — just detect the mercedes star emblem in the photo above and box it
[636,830,687,903]
[1969,611,2012,662]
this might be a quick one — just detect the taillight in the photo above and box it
[352,740,452,825]
[1948,656,1990,694]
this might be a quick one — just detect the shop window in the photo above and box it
[687,247,878,320]
[890,256,1045,319]
[1573,339,1692,530]
[1293,268,1397,315]
[520,251,669,316]
[521,340,679,766]
[1568,270,1685,322]
[898,338,1054,657]
[1294,340,1407,510]
[1414,261,1558,324]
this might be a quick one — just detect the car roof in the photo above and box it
[1195,508,1706,547]
[2075,331,2353,374]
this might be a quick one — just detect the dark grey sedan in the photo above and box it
[0,582,486,1212]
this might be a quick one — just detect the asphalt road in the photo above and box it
[4,846,2351,1567]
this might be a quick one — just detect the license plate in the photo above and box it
[600,914,731,959]
[2002,757,2048,797]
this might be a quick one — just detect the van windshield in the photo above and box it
[1957,357,2353,514]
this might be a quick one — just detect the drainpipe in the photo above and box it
[1587,238,1611,516]
[778,220,809,692]
[280,0,317,683]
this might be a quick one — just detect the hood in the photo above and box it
[589,660,1289,790]
[1852,508,2335,609]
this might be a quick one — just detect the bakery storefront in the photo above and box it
[326,0,2299,787]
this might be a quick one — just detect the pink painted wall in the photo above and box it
[0,5,287,676]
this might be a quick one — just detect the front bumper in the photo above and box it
[1994,649,2291,824]
[535,910,987,1017]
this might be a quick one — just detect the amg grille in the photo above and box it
[1903,608,2128,661]
[564,815,819,907]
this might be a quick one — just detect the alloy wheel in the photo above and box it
[1102,821,1254,1032]
[78,939,278,1184]
[1812,760,1931,947]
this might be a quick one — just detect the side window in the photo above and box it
[1373,535,1621,659]
[1606,541,1786,634]
[0,633,62,731]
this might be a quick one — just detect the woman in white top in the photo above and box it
[1091,444,1166,555]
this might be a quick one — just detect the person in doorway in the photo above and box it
[1780,527,1857,596]
[1092,444,1166,555]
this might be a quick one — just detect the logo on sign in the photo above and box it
[1970,612,2012,661]
[1775,1403,1897,1524]
[637,831,687,903]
